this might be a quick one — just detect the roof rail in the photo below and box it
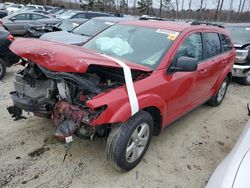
[139,15,175,21]
[190,21,225,28]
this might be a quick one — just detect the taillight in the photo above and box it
[7,34,15,41]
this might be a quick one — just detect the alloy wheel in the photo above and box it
[126,123,150,163]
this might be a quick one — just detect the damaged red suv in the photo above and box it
[9,20,235,171]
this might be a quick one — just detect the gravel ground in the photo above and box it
[0,66,249,188]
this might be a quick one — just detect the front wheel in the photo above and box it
[0,58,6,80]
[106,111,153,171]
[208,76,229,106]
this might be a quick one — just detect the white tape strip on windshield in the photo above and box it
[101,54,139,116]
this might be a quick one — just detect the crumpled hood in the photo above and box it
[10,38,152,73]
[40,31,90,45]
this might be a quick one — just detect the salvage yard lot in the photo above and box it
[0,66,250,188]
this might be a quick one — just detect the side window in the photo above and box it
[13,13,30,20]
[220,34,233,52]
[204,32,222,58]
[173,33,203,64]
[31,14,47,20]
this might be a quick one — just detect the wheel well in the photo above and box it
[227,72,232,82]
[143,107,162,136]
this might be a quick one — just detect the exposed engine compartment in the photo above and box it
[9,62,149,139]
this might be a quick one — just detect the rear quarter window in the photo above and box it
[220,34,233,52]
[204,32,222,59]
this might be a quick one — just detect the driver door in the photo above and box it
[164,32,203,123]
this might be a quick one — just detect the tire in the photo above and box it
[235,70,250,85]
[106,110,153,171]
[0,58,6,80]
[208,76,229,106]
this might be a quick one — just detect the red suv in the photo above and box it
[9,20,235,171]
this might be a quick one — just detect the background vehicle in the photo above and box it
[0,2,14,10]
[226,23,250,85]
[28,9,51,16]
[9,21,235,171]
[21,5,45,11]
[40,17,132,45]
[57,10,112,20]
[26,18,87,38]
[54,9,67,17]
[6,4,24,14]
[0,10,7,18]
[206,104,250,188]
[0,27,20,80]
[2,12,53,35]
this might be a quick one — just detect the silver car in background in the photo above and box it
[2,11,53,35]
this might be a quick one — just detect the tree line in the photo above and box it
[2,0,250,22]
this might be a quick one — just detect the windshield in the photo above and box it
[8,5,21,8]
[58,11,76,19]
[57,21,80,31]
[84,25,176,69]
[226,26,250,44]
[73,19,115,37]
[54,9,65,15]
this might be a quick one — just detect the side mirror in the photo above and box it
[169,56,198,73]
[10,17,16,21]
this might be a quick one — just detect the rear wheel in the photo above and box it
[0,58,6,80]
[236,70,250,85]
[208,76,229,106]
[106,111,153,171]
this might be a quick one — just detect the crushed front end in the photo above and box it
[9,63,117,139]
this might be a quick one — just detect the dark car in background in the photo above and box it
[40,17,133,45]
[0,27,20,79]
[26,18,87,38]
[0,10,7,18]
[57,10,112,20]
[2,12,55,35]
[226,23,250,85]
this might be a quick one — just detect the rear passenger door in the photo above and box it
[195,32,224,101]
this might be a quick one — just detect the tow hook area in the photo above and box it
[52,100,93,139]
[7,105,27,121]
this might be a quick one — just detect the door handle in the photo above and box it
[198,69,207,73]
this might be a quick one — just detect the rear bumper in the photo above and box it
[232,65,250,77]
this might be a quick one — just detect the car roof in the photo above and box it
[4,11,51,20]
[92,16,135,22]
[119,20,228,33]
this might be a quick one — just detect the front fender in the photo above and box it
[91,94,167,127]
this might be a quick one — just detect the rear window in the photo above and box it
[204,32,222,59]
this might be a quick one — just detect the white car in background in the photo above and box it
[206,104,250,188]
[6,4,24,14]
